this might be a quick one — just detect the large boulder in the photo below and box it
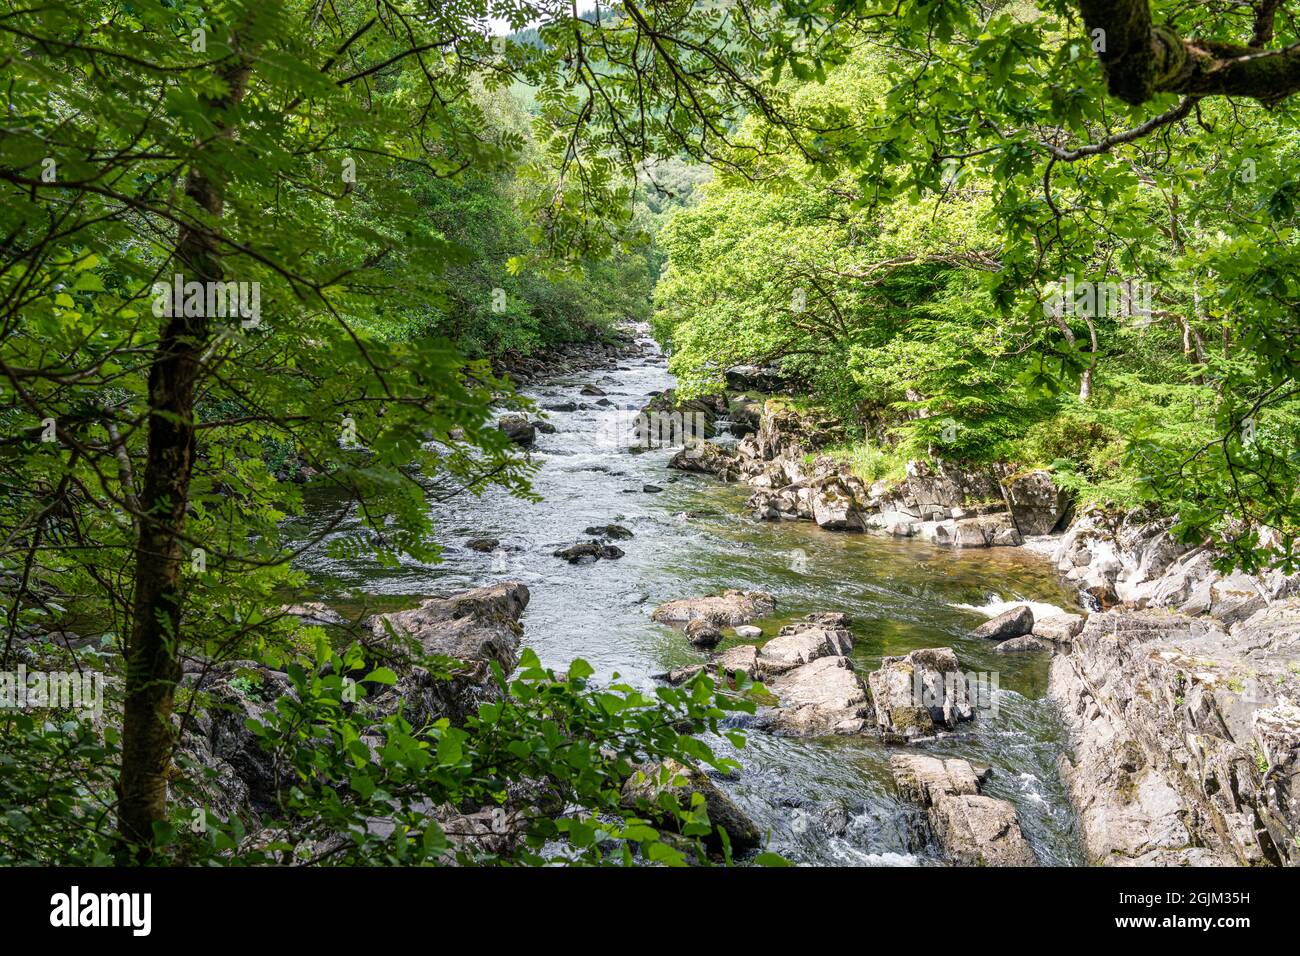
[760,655,870,736]
[929,795,1039,867]
[668,440,739,481]
[368,582,528,675]
[972,605,1034,640]
[760,622,853,665]
[1001,469,1071,536]
[868,647,973,741]
[179,583,533,823]
[634,389,725,445]
[889,754,1037,866]
[724,365,786,392]
[810,478,866,531]
[891,754,986,804]
[652,590,776,627]
[1033,613,1085,644]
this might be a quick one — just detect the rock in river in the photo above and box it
[652,590,776,627]
[496,414,535,446]
[1033,612,1085,644]
[972,604,1034,640]
[584,524,634,540]
[761,656,870,736]
[760,621,853,665]
[553,540,625,563]
[685,618,722,649]
[890,754,1037,866]
[465,537,499,553]
[868,647,973,742]
[621,760,761,854]
[994,635,1050,653]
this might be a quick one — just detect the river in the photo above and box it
[291,329,1086,865]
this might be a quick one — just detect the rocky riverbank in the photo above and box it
[659,389,1300,866]
[1049,604,1300,866]
[668,398,1071,549]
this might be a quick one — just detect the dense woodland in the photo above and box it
[1,0,1298,866]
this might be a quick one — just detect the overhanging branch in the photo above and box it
[1079,0,1300,105]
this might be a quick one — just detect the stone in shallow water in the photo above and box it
[760,625,853,665]
[496,414,535,446]
[994,635,1050,654]
[685,618,722,649]
[889,754,1036,866]
[620,760,760,853]
[583,524,634,540]
[652,590,776,626]
[761,656,870,736]
[552,540,624,563]
[972,604,1034,640]
[868,647,973,741]
[734,624,762,639]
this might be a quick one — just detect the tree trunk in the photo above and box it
[1079,314,1098,403]
[117,55,252,854]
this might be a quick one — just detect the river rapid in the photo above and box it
[292,329,1087,866]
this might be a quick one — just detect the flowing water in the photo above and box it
[292,330,1086,866]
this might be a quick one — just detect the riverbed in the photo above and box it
[292,330,1086,865]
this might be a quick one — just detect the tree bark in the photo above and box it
[117,53,252,854]
[1079,0,1300,105]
